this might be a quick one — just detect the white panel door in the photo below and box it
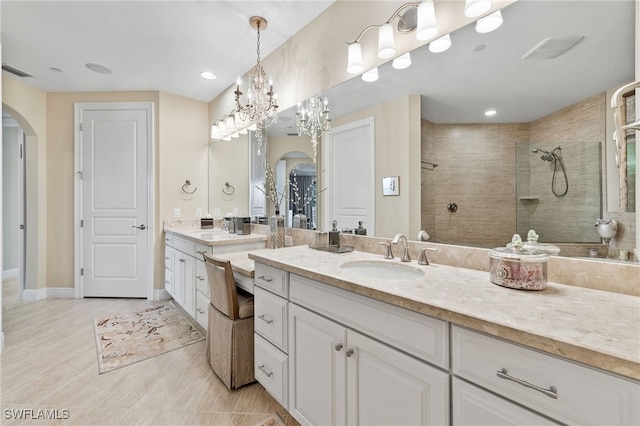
[324,117,375,233]
[79,105,151,298]
[347,329,449,426]
[288,304,347,426]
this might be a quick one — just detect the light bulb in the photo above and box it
[429,34,452,53]
[465,0,492,18]
[378,23,396,59]
[416,0,438,41]
[347,42,363,74]
[475,10,503,33]
[392,52,412,70]
[362,67,379,82]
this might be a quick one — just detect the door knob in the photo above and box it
[132,224,146,230]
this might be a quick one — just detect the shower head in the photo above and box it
[540,153,555,162]
[532,147,556,162]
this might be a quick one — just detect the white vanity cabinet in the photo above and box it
[451,325,640,425]
[164,234,212,322]
[289,303,449,426]
[253,263,290,409]
[253,261,450,426]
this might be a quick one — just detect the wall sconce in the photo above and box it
[346,0,439,74]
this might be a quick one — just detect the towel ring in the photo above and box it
[182,180,197,194]
[222,182,235,195]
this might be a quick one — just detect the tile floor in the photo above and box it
[1,278,297,425]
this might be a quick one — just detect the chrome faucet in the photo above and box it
[391,233,411,262]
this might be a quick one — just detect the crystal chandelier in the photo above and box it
[296,96,331,163]
[234,16,278,156]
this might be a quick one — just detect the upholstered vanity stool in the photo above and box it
[203,253,255,389]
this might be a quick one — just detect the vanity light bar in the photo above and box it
[347,0,502,81]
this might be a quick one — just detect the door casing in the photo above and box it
[73,102,154,299]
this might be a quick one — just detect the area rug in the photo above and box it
[93,302,204,374]
[254,413,286,426]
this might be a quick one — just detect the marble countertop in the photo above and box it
[165,227,267,247]
[249,246,640,381]
[213,250,260,278]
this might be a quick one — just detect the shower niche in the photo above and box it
[515,141,601,243]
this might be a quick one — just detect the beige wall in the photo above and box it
[330,95,421,238]
[2,77,48,290]
[4,84,210,292]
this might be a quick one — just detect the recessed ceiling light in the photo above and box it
[485,109,497,116]
[50,67,63,73]
[86,63,112,74]
[200,71,216,80]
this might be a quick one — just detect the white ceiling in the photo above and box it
[272,0,636,135]
[1,1,636,129]
[1,0,335,103]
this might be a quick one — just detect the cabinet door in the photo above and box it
[452,377,557,425]
[346,329,449,426]
[289,304,347,426]
[174,253,186,304]
[164,268,173,296]
[182,255,196,317]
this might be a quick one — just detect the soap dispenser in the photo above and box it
[329,220,340,246]
[355,221,367,236]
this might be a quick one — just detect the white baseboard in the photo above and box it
[22,287,76,301]
[153,288,171,301]
[2,268,18,280]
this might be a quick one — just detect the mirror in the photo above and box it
[211,0,636,254]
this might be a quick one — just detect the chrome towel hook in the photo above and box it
[222,182,235,195]
[181,180,197,194]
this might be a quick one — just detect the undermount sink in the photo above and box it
[340,260,425,280]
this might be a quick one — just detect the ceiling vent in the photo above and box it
[522,35,584,60]
[2,64,33,78]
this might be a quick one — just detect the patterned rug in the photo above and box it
[254,413,286,426]
[93,302,204,374]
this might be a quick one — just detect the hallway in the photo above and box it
[0,279,293,425]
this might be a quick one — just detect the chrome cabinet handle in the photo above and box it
[196,250,207,255]
[132,224,146,230]
[258,314,273,324]
[335,343,343,352]
[179,258,185,263]
[497,368,558,399]
[165,256,170,260]
[257,275,273,283]
[345,348,354,357]
[196,308,204,314]
[258,364,273,377]
[196,275,204,281]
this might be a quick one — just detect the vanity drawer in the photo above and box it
[255,333,288,409]
[164,233,173,246]
[195,259,208,296]
[452,377,557,425]
[254,263,289,297]
[452,325,640,425]
[195,290,209,329]
[172,235,196,256]
[164,246,174,271]
[289,273,449,369]
[254,287,288,352]
[164,268,173,295]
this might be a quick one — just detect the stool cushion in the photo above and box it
[237,289,254,319]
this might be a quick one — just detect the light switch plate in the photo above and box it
[285,236,293,246]
[195,208,202,218]
[173,208,181,218]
